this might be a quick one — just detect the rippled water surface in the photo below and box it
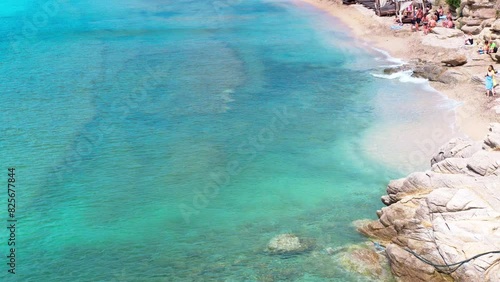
[0,0,459,280]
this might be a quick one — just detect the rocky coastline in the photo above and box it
[358,123,500,281]
[297,0,500,280]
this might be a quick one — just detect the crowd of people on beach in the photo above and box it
[394,4,454,34]
[393,3,499,97]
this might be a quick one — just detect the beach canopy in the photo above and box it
[400,1,412,11]
[396,0,426,24]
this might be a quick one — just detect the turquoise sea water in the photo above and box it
[1,0,459,281]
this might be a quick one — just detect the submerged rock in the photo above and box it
[339,246,383,277]
[266,234,314,255]
[303,242,394,281]
[381,58,468,85]
[383,64,412,75]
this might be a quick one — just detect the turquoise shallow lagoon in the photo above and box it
[1,0,460,280]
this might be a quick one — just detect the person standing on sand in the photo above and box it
[485,66,496,96]
[487,65,498,95]
[485,74,493,97]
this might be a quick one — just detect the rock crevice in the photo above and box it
[359,123,500,281]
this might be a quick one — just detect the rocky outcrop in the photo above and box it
[383,59,467,84]
[460,0,500,58]
[441,54,468,66]
[459,0,499,35]
[478,18,500,42]
[431,27,464,39]
[412,63,458,83]
[266,234,315,255]
[359,123,500,281]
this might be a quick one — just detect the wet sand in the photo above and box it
[297,0,500,141]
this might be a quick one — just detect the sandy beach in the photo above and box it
[297,0,500,140]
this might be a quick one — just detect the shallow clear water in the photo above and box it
[1,0,459,281]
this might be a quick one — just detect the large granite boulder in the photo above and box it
[412,63,445,80]
[359,123,500,282]
[441,54,467,66]
[460,17,482,26]
[481,18,496,29]
[382,60,462,85]
[266,234,314,255]
[431,27,464,39]
[459,0,499,36]
[470,8,497,19]
[491,19,500,32]
[461,24,482,35]
[484,123,500,150]
[430,137,483,165]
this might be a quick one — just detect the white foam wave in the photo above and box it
[371,70,428,84]
[370,47,405,66]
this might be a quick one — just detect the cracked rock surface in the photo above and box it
[360,123,500,281]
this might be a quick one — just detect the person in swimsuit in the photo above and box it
[484,40,490,54]
[487,65,497,95]
[413,8,424,31]
[429,15,437,28]
[485,74,493,96]
[423,14,432,34]
[437,5,444,17]
[488,41,497,54]
[442,11,454,28]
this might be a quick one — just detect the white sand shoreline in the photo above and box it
[296,0,500,141]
